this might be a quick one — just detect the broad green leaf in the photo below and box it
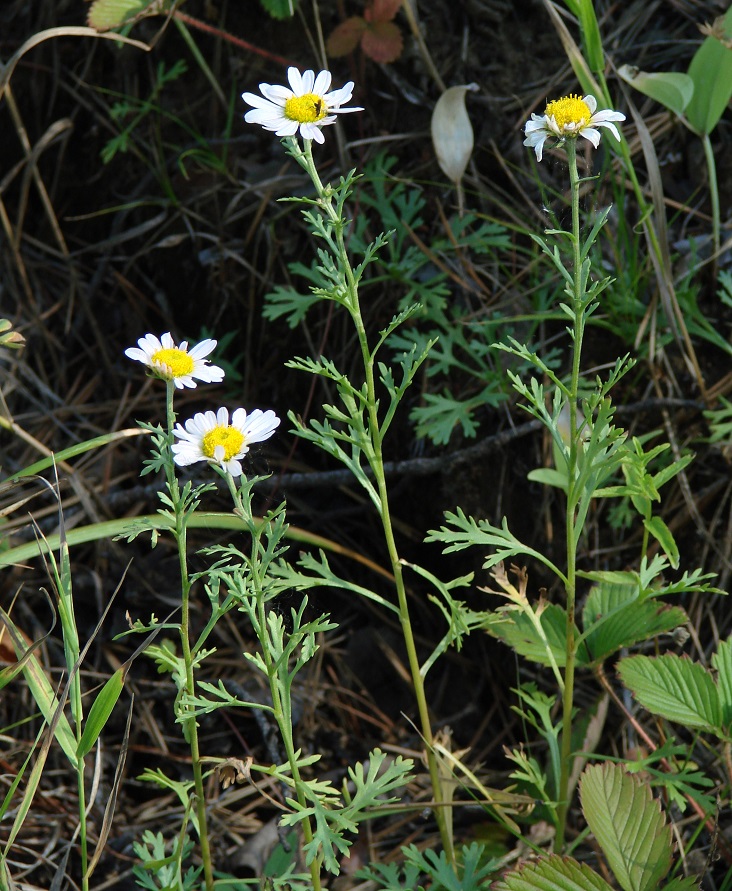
[643,516,679,568]
[487,603,590,667]
[581,763,672,891]
[77,667,126,759]
[685,7,732,135]
[618,654,721,732]
[87,0,163,31]
[581,582,687,664]
[617,66,694,117]
[711,638,732,729]
[494,853,614,891]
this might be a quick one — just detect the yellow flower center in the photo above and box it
[545,94,591,130]
[151,347,194,378]
[202,425,245,462]
[284,93,328,124]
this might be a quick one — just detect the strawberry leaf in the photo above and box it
[364,0,403,23]
[362,20,403,63]
[327,17,368,57]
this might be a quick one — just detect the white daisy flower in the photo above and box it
[523,93,625,162]
[242,66,362,145]
[171,407,280,477]
[125,332,225,389]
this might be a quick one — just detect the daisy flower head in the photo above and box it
[171,407,280,477]
[242,66,362,145]
[523,94,625,162]
[125,333,225,389]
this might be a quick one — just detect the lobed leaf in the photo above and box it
[494,853,614,891]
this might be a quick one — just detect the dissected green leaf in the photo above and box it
[685,7,732,135]
[643,516,679,568]
[494,853,614,891]
[617,66,694,117]
[580,763,672,891]
[618,653,721,732]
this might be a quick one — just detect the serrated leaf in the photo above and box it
[87,0,163,31]
[364,0,403,21]
[662,876,701,890]
[580,763,672,891]
[327,17,367,56]
[581,582,688,664]
[618,653,721,732]
[494,853,614,891]
[487,602,587,667]
[618,65,694,117]
[711,637,732,729]
[362,20,403,63]
[431,84,479,185]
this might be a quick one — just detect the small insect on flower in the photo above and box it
[242,66,362,145]
[523,93,626,162]
[171,407,281,478]
[125,332,225,389]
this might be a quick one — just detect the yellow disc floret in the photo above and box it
[284,93,328,124]
[544,94,591,131]
[152,347,195,378]
[202,425,245,461]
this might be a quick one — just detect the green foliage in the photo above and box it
[280,749,414,874]
[359,842,498,891]
[132,830,201,891]
[259,0,298,18]
[497,763,695,891]
[581,763,673,891]
[619,639,732,738]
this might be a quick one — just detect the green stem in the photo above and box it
[166,383,215,891]
[555,139,583,852]
[701,132,720,279]
[298,140,455,866]
[224,473,322,891]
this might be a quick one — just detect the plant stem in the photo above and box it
[555,139,583,852]
[225,474,322,891]
[165,383,215,891]
[298,140,455,866]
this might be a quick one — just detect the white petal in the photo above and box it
[583,95,598,114]
[580,127,601,148]
[275,119,300,136]
[189,338,216,359]
[325,83,354,107]
[287,67,304,94]
[231,407,248,427]
[312,69,332,95]
[226,459,244,477]
[301,122,325,143]
[300,69,315,93]
[595,120,622,141]
[160,332,175,349]
[260,83,292,104]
